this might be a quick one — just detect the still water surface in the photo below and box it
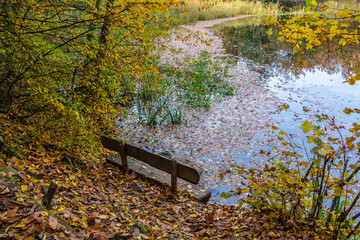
[214,16,360,143]
[210,16,360,202]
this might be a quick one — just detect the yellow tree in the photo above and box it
[265,0,360,86]
[0,0,184,153]
[261,1,360,238]
[220,2,360,239]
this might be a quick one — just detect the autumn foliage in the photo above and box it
[0,0,184,154]
[222,1,360,239]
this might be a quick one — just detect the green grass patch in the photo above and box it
[132,51,235,126]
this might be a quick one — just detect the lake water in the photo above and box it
[119,16,360,204]
[205,16,360,203]
[213,15,360,146]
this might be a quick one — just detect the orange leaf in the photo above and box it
[268,231,276,237]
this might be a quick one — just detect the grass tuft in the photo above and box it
[180,0,281,23]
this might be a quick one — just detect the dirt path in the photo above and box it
[190,14,256,28]
[119,15,284,202]
[159,15,255,64]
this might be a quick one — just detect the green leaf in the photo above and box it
[305,6,313,12]
[220,192,233,199]
[343,200,351,206]
[254,191,261,197]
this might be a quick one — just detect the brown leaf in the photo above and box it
[24,236,36,240]
[87,225,104,232]
[0,187,10,195]
[205,210,215,224]
[0,234,9,239]
[5,207,19,218]
[5,199,32,209]
[48,216,58,230]
[263,222,270,229]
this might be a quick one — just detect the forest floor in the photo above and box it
[0,16,330,239]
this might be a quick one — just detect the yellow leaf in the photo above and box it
[339,38,347,46]
[190,214,197,218]
[310,0,318,6]
[33,189,40,193]
[263,222,270,229]
[321,149,328,155]
[349,164,358,170]
[301,120,312,134]
[41,211,49,217]
[14,224,25,228]
[268,231,276,237]
[21,185,28,192]
[343,108,353,114]
[296,190,306,195]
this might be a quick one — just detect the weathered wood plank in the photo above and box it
[106,154,211,203]
[125,142,173,173]
[125,142,201,184]
[101,136,129,172]
[101,136,122,152]
[171,159,177,192]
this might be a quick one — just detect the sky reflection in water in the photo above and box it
[213,16,360,203]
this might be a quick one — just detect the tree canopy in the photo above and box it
[0,0,183,153]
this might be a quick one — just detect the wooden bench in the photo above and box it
[101,136,211,202]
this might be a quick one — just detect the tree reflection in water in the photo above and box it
[214,16,360,82]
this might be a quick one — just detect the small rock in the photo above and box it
[87,161,98,168]
[131,183,142,192]
[129,226,140,234]
[0,166,19,181]
[1,166,18,175]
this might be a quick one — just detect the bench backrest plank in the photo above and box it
[101,136,201,184]
[101,136,123,152]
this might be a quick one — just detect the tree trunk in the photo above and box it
[98,0,114,59]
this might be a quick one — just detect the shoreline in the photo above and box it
[118,15,283,202]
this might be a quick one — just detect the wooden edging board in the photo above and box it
[106,154,211,203]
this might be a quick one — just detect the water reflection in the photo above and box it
[213,16,360,138]
[214,16,360,81]
[212,16,360,205]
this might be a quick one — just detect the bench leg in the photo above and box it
[119,142,128,173]
[171,159,177,192]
